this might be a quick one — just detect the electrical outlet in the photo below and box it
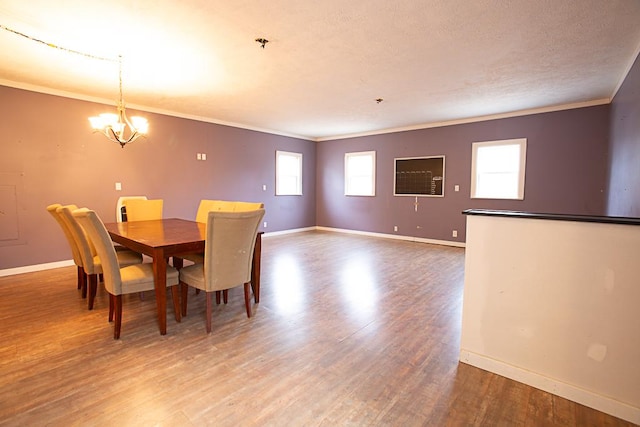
[262,184,267,191]
[263,221,267,228]
[393,225,398,232]
[452,230,458,238]
[115,182,122,191]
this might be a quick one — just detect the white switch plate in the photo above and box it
[202,153,206,160]
[196,153,201,160]
[454,185,460,192]
[115,182,122,191]
[452,230,458,237]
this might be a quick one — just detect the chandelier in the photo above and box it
[89,56,148,148]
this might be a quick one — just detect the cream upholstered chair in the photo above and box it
[122,199,163,221]
[179,209,265,333]
[58,205,143,310]
[47,203,86,294]
[73,208,181,339]
[186,200,264,266]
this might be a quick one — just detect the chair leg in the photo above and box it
[180,282,189,316]
[243,282,252,318]
[223,290,228,304]
[205,292,213,333]
[170,285,181,322]
[108,294,115,322]
[215,291,221,305]
[81,271,88,299]
[113,295,123,339]
[77,266,84,290]
[88,274,98,310]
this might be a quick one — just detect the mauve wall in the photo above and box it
[607,53,640,217]
[316,105,610,243]
[0,86,315,270]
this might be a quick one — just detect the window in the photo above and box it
[471,138,527,200]
[345,151,376,196]
[276,150,302,195]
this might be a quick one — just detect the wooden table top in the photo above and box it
[104,218,206,256]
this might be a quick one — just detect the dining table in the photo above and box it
[104,218,264,335]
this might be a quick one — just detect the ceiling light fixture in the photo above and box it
[376,98,384,103]
[89,55,148,148]
[0,25,146,148]
[255,38,269,48]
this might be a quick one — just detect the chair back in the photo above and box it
[195,200,234,223]
[195,200,264,223]
[47,203,82,267]
[116,196,147,222]
[233,202,264,212]
[58,205,100,274]
[123,199,163,221]
[73,208,123,295]
[203,209,265,291]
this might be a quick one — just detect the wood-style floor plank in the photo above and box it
[0,230,635,426]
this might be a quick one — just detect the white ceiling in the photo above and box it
[1,0,639,141]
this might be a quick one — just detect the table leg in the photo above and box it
[251,233,262,303]
[152,249,168,335]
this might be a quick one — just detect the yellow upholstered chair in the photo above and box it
[116,196,147,222]
[232,201,264,212]
[73,208,181,339]
[194,200,234,223]
[58,205,143,310]
[122,199,163,221]
[194,200,264,223]
[47,203,86,295]
[179,209,265,333]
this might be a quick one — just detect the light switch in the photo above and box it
[196,153,202,160]
[201,153,207,160]
[454,185,460,192]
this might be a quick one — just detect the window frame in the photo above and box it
[275,150,303,196]
[344,151,376,196]
[470,138,527,200]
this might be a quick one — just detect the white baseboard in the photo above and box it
[0,260,75,278]
[0,226,463,277]
[459,350,640,425]
[315,226,466,248]
[262,226,316,237]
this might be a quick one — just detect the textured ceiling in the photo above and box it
[1,0,639,141]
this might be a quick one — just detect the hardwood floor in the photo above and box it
[0,230,634,426]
